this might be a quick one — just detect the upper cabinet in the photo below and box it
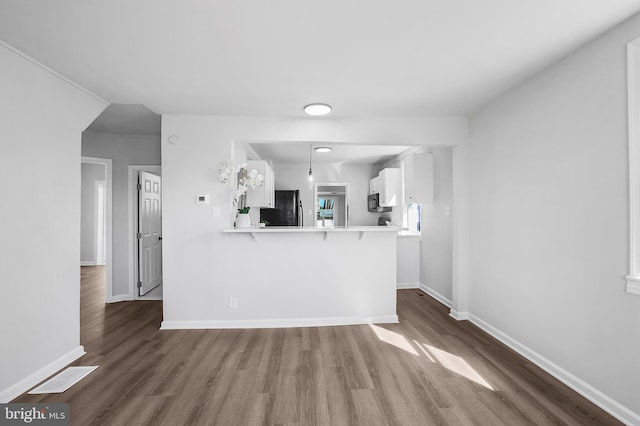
[378,168,401,207]
[369,175,380,194]
[404,152,433,204]
[245,160,275,208]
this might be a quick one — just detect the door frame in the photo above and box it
[128,165,162,300]
[314,182,350,227]
[81,156,113,302]
[95,180,106,265]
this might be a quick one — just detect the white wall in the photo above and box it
[468,13,640,421]
[0,43,106,401]
[80,162,106,264]
[160,116,465,325]
[386,149,453,300]
[81,131,161,297]
[421,148,453,301]
[273,163,379,226]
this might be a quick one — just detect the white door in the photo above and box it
[138,171,162,295]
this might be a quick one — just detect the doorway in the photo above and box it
[81,156,113,302]
[315,183,349,227]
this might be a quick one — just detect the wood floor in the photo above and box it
[14,266,620,425]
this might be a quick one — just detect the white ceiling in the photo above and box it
[248,142,413,166]
[1,1,639,117]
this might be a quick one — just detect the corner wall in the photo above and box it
[0,42,107,401]
[468,13,640,421]
[420,148,453,301]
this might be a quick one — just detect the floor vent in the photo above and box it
[416,292,425,297]
[28,366,99,394]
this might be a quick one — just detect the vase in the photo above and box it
[236,213,251,228]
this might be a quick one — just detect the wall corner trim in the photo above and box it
[0,346,85,403]
[449,309,469,321]
[468,313,640,425]
[625,276,640,295]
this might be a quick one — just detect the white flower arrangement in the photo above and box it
[218,159,264,207]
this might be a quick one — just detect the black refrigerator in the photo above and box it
[260,190,303,226]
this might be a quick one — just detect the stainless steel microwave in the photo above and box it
[368,193,391,212]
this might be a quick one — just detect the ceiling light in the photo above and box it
[315,147,332,153]
[304,103,332,116]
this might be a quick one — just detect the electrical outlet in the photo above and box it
[229,297,238,309]
[444,206,451,216]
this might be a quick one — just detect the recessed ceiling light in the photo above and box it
[315,147,332,153]
[304,103,332,116]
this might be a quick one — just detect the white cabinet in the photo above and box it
[245,160,275,208]
[369,176,380,194]
[378,168,401,207]
[404,152,433,204]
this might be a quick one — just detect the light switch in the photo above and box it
[212,206,221,218]
[444,206,451,216]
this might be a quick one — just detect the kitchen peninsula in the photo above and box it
[207,225,402,328]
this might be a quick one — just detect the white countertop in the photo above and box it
[223,225,403,233]
[222,225,404,240]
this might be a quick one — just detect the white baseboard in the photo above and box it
[468,313,640,426]
[448,309,469,320]
[626,280,640,296]
[107,294,132,303]
[160,315,399,330]
[136,296,162,301]
[397,282,420,289]
[0,346,85,403]
[80,261,96,266]
[417,283,453,308]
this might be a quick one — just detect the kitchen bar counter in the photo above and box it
[223,225,403,241]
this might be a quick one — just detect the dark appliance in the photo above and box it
[260,190,303,226]
[368,193,391,213]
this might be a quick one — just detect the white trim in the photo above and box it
[449,309,469,321]
[418,283,453,308]
[81,157,114,303]
[397,282,420,289]
[137,295,163,301]
[315,181,350,227]
[160,315,399,330]
[109,294,133,303]
[0,40,108,106]
[80,261,97,267]
[0,346,85,403]
[128,165,162,300]
[625,277,640,295]
[451,142,470,315]
[627,38,640,296]
[468,313,640,425]
[95,181,106,265]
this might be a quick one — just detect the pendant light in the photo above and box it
[308,144,314,190]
